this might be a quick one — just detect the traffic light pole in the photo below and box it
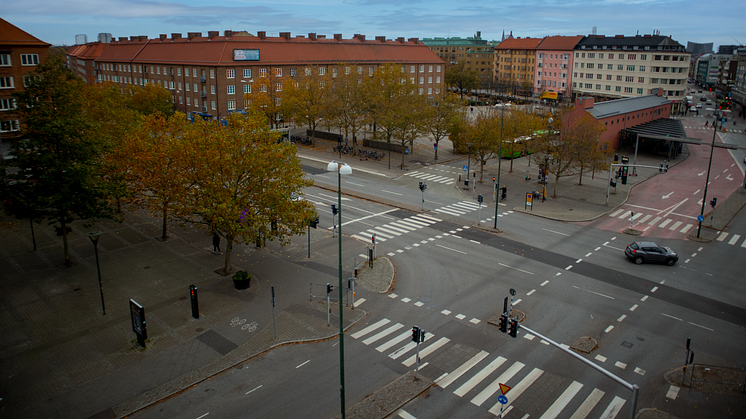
[517,323,639,419]
[697,115,719,238]
[605,163,666,205]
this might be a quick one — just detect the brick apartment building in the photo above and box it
[0,18,50,145]
[66,42,108,85]
[82,31,445,119]
[494,37,542,95]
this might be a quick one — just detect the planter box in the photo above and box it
[233,276,251,290]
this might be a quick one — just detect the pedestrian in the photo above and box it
[705,120,708,127]
[212,233,221,253]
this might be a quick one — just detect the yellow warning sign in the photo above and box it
[499,383,511,395]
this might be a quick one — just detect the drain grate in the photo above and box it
[571,336,598,353]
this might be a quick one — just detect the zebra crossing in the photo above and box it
[350,213,442,243]
[351,317,629,418]
[715,231,746,247]
[404,170,457,185]
[607,208,695,234]
[684,125,743,134]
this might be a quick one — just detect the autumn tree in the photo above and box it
[424,91,462,161]
[5,55,125,266]
[326,64,369,144]
[125,83,174,116]
[282,66,330,144]
[564,113,611,185]
[251,71,285,129]
[445,63,481,99]
[500,109,543,173]
[176,111,316,274]
[463,113,503,182]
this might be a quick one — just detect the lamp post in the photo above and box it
[326,160,352,419]
[493,103,505,229]
[87,231,105,315]
[466,142,473,188]
[697,107,727,238]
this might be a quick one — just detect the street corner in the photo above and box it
[355,256,395,294]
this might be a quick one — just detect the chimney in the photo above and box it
[139,36,148,42]
[408,37,419,44]
[208,31,219,39]
[375,36,385,43]
[120,37,129,42]
[317,35,326,39]
[280,32,291,40]
[397,37,405,43]
[309,33,317,40]
[576,96,595,109]
[187,32,201,40]
[615,35,624,38]
[130,36,139,41]
[171,33,182,40]
[159,34,167,41]
[643,34,651,38]
[224,30,233,37]
[476,31,481,38]
[655,88,664,97]
[258,31,266,40]
[334,34,342,41]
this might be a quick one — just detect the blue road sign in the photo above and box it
[697,215,705,222]
[463,165,468,171]
[497,395,508,404]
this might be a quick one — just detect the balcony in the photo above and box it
[199,76,206,83]
[200,91,207,98]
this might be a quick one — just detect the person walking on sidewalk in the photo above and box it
[212,233,221,253]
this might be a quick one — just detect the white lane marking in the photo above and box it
[662,313,683,321]
[455,356,509,398]
[470,239,480,244]
[630,304,638,311]
[524,334,535,340]
[635,367,647,376]
[435,244,467,254]
[742,239,746,248]
[455,314,466,320]
[388,293,398,299]
[401,297,411,303]
[651,286,659,292]
[437,350,490,389]
[599,396,626,419]
[527,289,536,296]
[352,318,391,339]
[382,190,402,196]
[617,314,627,322]
[585,253,592,257]
[397,410,417,419]
[402,337,450,367]
[615,361,627,369]
[354,298,366,307]
[568,388,604,419]
[565,265,573,270]
[576,258,583,263]
[689,322,714,331]
[666,385,680,399]
[595,354,607,362]
[470,318,481,324]
[641,295,649,302]
[595,247,601,251]
[498,263,535,275]
[728,234,741,245]
[339,208,398,227]
[669,221,683,231]
[605,325,614,333]
[295,360,310,369]
[538,381,583,419]
[717,232,729,241]
[469,360,522,405]
[572,285,614,299]
[245,385,262,395]
[488,368,544,416]
[542,228,571,236]
[441,309,451,315]
[196,413,210,419]
[388,333,434,359]
[609,209,624,217]
[414,301,424,307]
[362,323,404,345]
[375,330,411,353]
[513,299,522,306]
[541,280,549,286]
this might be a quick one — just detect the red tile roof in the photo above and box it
[536,35,583,51]
[0,17,50,47]
[494,37,543,51]
[96,35,443,66]
[67,42,109,60]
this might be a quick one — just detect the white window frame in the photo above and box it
[227,69,235,79]
[227,85,235,95]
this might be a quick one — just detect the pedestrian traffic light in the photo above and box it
[326,283,332,294]
[419,181,426,191]
[621,166,629,185]
[659,164,663,173]
[331,204,337,215]
[493,176,496,183]
[478,194,483,204]
[508,318,518,338]
[498,314,508,333]
[610,179,617,188]
[412,325,420,342]
[710,197,717,207]
[664,164,668,173]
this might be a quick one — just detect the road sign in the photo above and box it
[463,165,468,172]
[697,215,704,222]
[499,383,511,395]
[497,394,508,404]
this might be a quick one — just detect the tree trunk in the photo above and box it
[553,175,559,198]
[61,216,71,267]
[578,167,585,186]
[223,237,233,274]
[161,203,168,241]
[434,139,439,161]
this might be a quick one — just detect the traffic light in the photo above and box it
[478,194,483,204]
[412,325,420,342]
[610,179,617,188]
[621,166,629,185]
[372,233,376,244]
[492,176,496,183]
[326,283,332,294]
[659,164,663,173]
[508,318,518,338]
[710,197,717,207]
[664,164,668,173]
[419,181,427,191]
[331,204,337,215]
[498,314,508,333]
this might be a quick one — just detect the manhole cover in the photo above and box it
[621,341,633,348]
[571,336,598,353]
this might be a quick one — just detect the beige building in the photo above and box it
[494,37,542,95]
[571,34,689,112]
[422,31,496,88]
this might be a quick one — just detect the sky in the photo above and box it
[4,0,745,50]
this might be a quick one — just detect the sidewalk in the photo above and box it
[0,210,367,418]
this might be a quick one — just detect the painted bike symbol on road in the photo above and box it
[230,317,258,332]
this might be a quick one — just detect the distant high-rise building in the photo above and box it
[97,33,112,43]
[717,45,739,55]
[75,34,87,45]
[686,41,713,55]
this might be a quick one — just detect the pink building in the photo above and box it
[533,35,583,100]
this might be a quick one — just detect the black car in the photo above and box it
[625,241,678,266]
[700,96,707,101]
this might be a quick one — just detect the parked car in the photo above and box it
[700,96,707,101]
[625,241,678,265]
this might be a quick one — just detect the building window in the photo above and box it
[597,74,602,80]
[628,54,636,60]
[638,77,645,83]
[428,77,432,84]
[211,85,216,94]
[616,86,622,92]
[244,84,251,94]
[187,97,191,106]
[639,66,646,72]
[0,98,16,110]
[651,78,658,84]
[584,83,592,89]
[608,53,614,59]
[606,74,612,80]
[228,100,236,110]
[617,64,623,71]
[624,87,633,93]
[243,69,252,78]
[0,120,20,132]
[259,68,267,77]
[587,63,595,69]
[227,85,235,95]
[607,64,613,70]
[0,54,10,66]
[186,83,190,92]
[637,88,644,94]
[211,101,216,110]
[419,65,424,72]
[599,53,604,59]
[586,73,592,79]
[290,68,297,77]
[626,76,634,82]
[641,54,647,60]
[177,68,182,77]
[606,85,611,91]
[178,82,182,91]
[185,68,190,77]
[318,67,325,76]
[436,76,441,83]
[275,68,282,77]
[332,67,338,77]
[419,77,424,84]
[227,69,235,79]
[170,81,175,90]
[596,84,601,90]
[0,76,15,88]
[627,65,635,71]
[276,83,282,92]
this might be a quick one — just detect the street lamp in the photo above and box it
[493,103,505,229]
[326,160,352,419]
[696,107,729,238]
[466,142,473,188]
[87,231,106,315]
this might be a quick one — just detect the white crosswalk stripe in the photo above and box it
[538,381,583,419]
[351,318,390,339]
[455,356,508,398]
[366,229,392,239]
[436,350,489,389]
[637,214,653,224]
[375,330,411,353]
[668,221,683,231]
[470,361,522,406]
[609,209,624,217]
[658,219,672,228]
[488,368,544,415]
[569,389,605,419]
[388,332,434,359]
[717,232,729,241]
[362,323,404,345]
[402,337,450,367]
[599,396,626,419]
[648,216,662,226]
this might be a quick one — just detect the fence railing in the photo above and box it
[309,280,357,307]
